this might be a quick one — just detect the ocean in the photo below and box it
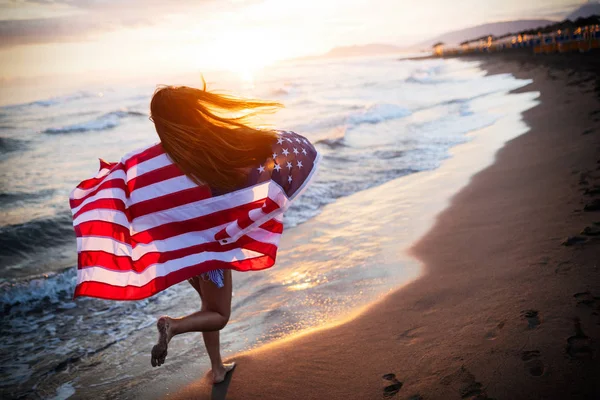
[0,54,537,399]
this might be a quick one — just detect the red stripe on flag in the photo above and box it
[127,163,185,192]
[128,185,211,219]
[259,219,283,234]
[124,143,164,170]
[78,234,278,272]
[73,198,127,220]
[70,178,127,208]
[75,162,124,190]
[73,255,275,300]
[99,159,117,170]
[262,197,280,213]
[75,220,132,243]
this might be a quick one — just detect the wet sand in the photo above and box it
[173,53,600,399]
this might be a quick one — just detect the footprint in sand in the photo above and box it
[441,366,492,399]
[521,350,545,377]
[566,318,593,359]
[573,292,600,325]
[584,199,600,211]
[396,327,424,345]
[555,261,572,275]
[382,373,403,398]
[574,291,596,306]
[484,321,505,340]
[582,128,594,136]
[520,310,541,329]
[561,236,587,246]
[581,226,600,236]
[583,186,600,196]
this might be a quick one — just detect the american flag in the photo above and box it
[69,130,320,300]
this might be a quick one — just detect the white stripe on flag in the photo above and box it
[126,153,172,182]
[128,175,197,205]
[77,248,265,287]
[78,225,281,261]
[73,209,130,229]
[71,187,127,215]
[77,236,133,257]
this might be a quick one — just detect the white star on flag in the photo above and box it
[282,148,289,156]
[286,161,293,170]
[302,148,307,155]
[288,175,292,183]
[273,163,281,172]
[297,161,303,169]
[286,138,293,143]
[257,165,265,173]
[272,152,277,159]
[277,138,284,145]
[293,148,299,155]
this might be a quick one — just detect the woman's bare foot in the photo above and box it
[151,316,174,367]
[212,362,236,384]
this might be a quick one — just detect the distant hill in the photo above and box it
[295,43,404,61]
[418,19,554,49]
[323,44,403,57]
[566,2,600,20]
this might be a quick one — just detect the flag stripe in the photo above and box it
[78,231,279,272]
[123,143,164,169]
[72,197,127,221]
[73,255,275,300]
[127,162,185,193]
[70,176,128,207]
[128,185,212,219]
[78,248,264,287]
[71,166,123,194]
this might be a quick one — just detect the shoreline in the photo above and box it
[173,53,600,399]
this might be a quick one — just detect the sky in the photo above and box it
[0,0,588,85]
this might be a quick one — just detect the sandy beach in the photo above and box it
[172,53,600,399]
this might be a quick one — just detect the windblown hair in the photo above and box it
[150,83,282,190]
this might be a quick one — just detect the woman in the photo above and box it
[69,84,320,384]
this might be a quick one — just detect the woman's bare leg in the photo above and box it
[196,270,234,383]
[187,275,232,379]
[151,271,235,382]
[170,270,232,333]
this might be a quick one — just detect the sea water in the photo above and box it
[0,54,537,398]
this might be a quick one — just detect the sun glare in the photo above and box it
[200,30,285,79]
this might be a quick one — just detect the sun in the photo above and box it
[199,30,285,79]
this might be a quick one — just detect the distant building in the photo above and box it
[432,42,445,56]
[431,16,600,56]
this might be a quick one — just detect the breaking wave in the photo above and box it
[1,91,95,110]
[348,103,411,125]
[0,267,76,308]
[0,137,28,154]
[0,211,75,264]
[43,110,146,134]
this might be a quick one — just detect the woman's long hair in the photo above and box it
[150,82,282,190]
